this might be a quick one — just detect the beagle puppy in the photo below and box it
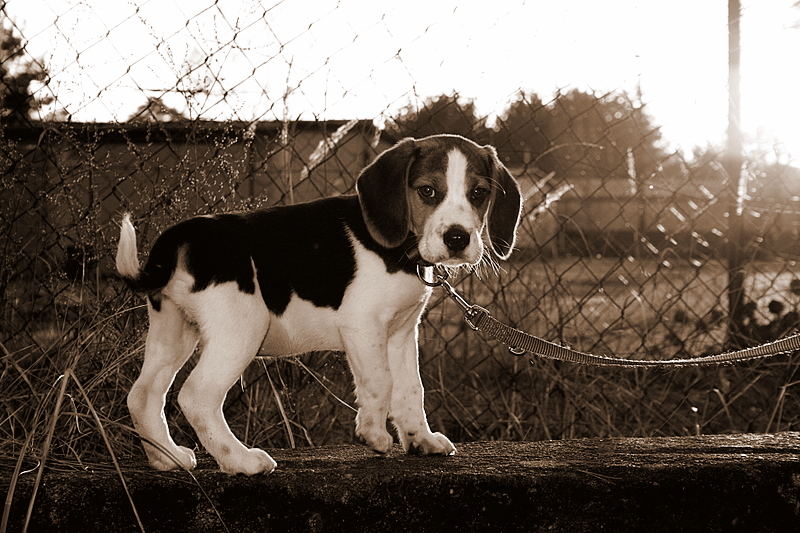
[116,134,522,475]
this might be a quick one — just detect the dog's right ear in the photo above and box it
[484,144,522,260]
[356,137,418,248]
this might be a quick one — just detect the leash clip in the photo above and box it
[442,281,475,315]
[416,263,449,287]
[416,261,483,329]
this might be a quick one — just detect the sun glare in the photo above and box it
[4,0,799,161]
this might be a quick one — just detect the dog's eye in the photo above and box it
[417,185,437,200]
[471,187,489,202]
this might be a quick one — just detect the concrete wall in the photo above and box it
[5,433,800,531]
[3,120,389,265]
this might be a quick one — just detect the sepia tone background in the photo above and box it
[2,1,800,468]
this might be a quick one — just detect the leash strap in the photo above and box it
[419,264,800,368]
[467,306,800,368]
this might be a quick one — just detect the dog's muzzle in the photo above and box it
[443,226,470,254]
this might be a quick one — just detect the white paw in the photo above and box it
[355,412,394,453]
[407,431,456,456]
[219,447,277,476]
[358,427,393,454]
[147,444,197,471]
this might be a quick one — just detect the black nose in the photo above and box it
[443,227,470,253]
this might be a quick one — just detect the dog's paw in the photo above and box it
[147,444,197,471]
[219,447,277,476]
[357,426,394,454]
[407,431,456,456]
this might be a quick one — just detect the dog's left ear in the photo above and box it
[356,137,418,248]
[485,145,522,259]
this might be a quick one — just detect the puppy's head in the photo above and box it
[356,134,522,266]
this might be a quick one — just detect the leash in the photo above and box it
[417,264,800,368]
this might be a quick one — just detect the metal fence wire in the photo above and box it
[1,1,800,463]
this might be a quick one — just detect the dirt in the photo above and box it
[4,432,800,532]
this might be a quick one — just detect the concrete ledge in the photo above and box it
[5,433,800,532]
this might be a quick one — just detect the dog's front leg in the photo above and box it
[339,325,394,453]
[387,321,456,456]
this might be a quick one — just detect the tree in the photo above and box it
[385,93,491,144]
[128,96,187,122]
[0,15,52,124]
[535,89,667,182]
[493,92,551,166]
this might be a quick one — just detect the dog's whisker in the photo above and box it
[485,175,507,196]
[478,245,501,277]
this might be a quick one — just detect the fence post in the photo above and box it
[726,0,746,346]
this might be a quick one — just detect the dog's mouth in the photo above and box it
[404,233,483,268]
[437,256,475,267]
[412,251,481,268]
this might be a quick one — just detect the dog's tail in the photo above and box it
[116,213,141,283]
[116,214,177,293]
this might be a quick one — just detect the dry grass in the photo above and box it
[419,256,800,442]
[2,256,799,479]
[2,253,800,530]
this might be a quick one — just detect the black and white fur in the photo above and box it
[116,134,522,475]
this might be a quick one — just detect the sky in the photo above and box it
[4,0,800,160]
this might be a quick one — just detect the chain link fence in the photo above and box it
[2,1,800,464]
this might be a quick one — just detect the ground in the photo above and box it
[4,433,800,532]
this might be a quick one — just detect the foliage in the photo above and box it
[493,92,551,166]
[0,15,51,124]
[389,89,669,188]
[128,96,187,123]
[385,93,492,144]
[538,89,666,180]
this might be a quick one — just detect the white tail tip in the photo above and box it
[116,213,140,279]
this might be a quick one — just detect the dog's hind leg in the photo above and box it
[128,296,199,471]
[177,282,275,475]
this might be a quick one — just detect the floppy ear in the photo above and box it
[356,137,418,248]
[485,145,522,259]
